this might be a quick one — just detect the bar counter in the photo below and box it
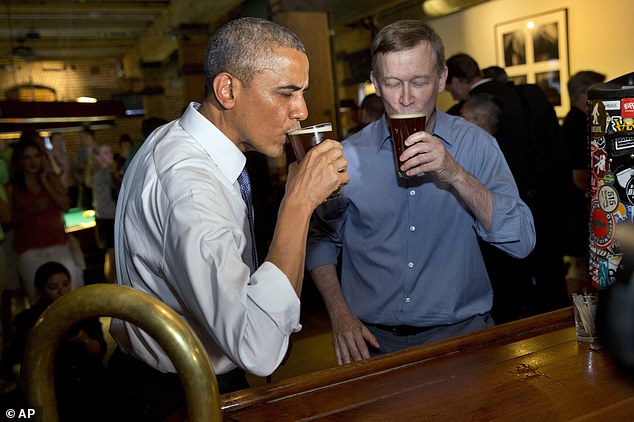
[220,308,634,420]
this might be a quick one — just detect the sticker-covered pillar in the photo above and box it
[588,73,634,290]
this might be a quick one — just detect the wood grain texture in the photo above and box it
[221,308,634,421]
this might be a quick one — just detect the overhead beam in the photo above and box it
[134,0,243,63]
[4,2,169,15]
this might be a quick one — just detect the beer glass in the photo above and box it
[388,113,426,179]
[287,123,342,200]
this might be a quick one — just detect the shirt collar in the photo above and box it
[431,109,455,147]
[376,114,392,151]
[180,101,246,184]
[470,77,492,90]
[376,107,454,151]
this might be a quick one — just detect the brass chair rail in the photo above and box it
[21,283,221,422]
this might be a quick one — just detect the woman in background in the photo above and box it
[7,136,84,301]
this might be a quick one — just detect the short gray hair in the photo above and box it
[462,92,504,136]
[204,17,306,95]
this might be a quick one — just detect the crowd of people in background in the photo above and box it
[0,119,162,409]
[446,57,603,321]
[444,53,572,322]
[449,54,605,319]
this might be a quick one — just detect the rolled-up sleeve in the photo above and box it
[470,130,536,259]
[475,190,535,258]
[306,193,348,271]
[247,262,301,335]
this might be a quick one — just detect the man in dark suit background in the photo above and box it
[446,53,570,321]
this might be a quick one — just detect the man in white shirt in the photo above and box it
[106,17,348,420]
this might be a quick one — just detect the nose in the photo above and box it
[290,95,308,122]
[400,83,415,108]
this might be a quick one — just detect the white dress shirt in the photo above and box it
[110,102,301,377]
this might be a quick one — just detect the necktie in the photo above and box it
[238,167,259,268]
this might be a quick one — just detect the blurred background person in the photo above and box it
[481,65,509,84]
[460,92,531,322]
[0,190,12,394]
[73,127,96,210]
[114,134,132,177]
[91,144,120,283]
[460,92,504,136]
[346,93,386,136]
[563,71,606,287]
[0,138,14,374]
[448,53,570,320]
[359,93,385,126]
[7,136,84,302]
[122,117,167,175]
[1,262,106,420]
[564,71,606,193]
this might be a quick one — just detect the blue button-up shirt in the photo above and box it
[307,109,535,327]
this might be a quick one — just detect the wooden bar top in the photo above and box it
[220,307,634,421]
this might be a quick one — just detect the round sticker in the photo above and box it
[591,202,615,248]
[627,178,634,205]
[598,184,619,212]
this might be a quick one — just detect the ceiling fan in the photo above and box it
[12,39,38,61]
[6,0,40,62]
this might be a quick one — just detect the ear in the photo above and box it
[370,71,382,98]
[212,73,237,110]
[437,66,448,93]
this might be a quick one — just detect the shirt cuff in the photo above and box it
[248,261,302,335]
[475,191,523,243]
[306,241,339,272]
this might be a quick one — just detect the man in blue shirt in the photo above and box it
[307,20,535,365]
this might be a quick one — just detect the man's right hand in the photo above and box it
[286,139,349,207]
[330,306,380,365]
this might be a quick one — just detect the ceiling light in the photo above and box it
[423,0,461,17]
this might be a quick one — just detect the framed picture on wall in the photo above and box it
[495,8,569,117]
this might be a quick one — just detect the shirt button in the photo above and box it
[409,226,416,232]
[405,297,411,303]
[408,262,414,268]
[409,190,416,196]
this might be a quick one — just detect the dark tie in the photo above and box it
[238,167,258,268]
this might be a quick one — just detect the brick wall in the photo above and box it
[0,58,187,158]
